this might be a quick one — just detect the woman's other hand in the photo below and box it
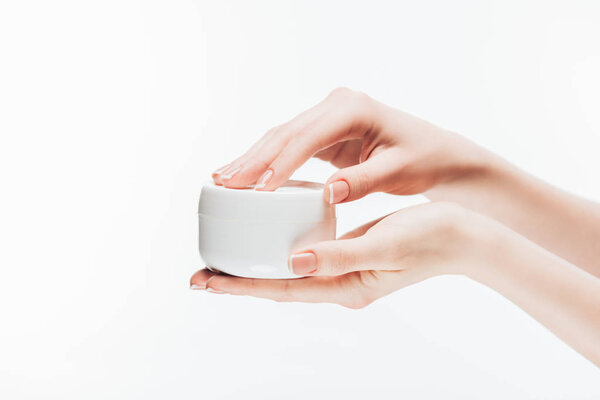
[212,88,488,204]
[191,202,494,308]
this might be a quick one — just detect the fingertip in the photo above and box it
[189,268,217,290]
[253,169,274,191]
[289,252,318,276]
[326,163,380,203]
[213,174,224,186]
[211,164,232,185]
[324,179,350,204]
[223,163,270,189]
[213,164,239,186]
[219,165,241,182]
[212,164,229,178]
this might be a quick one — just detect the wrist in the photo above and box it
[449,210,516,278]
[458,214,528,284]
[424,134,517,204]
[413,203,508,277]
[440,131,504,184]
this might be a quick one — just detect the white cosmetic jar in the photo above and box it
[198,180,336,279]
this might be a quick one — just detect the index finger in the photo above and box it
[215,95,330,189]
[256,91,375,191]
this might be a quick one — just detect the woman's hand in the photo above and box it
[213,88,600,278]
[191,202,493,308]
[190,202,600,366]
[213,87,488,204]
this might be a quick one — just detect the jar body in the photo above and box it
[198,214,336,279]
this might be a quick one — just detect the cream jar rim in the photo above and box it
[198,179,336,223]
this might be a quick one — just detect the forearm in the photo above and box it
[427,148,600,277]
[466,227,600,366]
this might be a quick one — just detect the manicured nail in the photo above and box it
[254,169,273,190]
[212,164,230,176]
[190,284,205,290]
[289,252,318,275]
[206,288,227,294]
[220,166,241,181]
[218,164,236,177]
[328,180,350,204]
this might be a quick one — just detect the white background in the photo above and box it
[1,0,599,398]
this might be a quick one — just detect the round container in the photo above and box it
[198,180,336,279]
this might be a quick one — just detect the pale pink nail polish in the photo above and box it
[254,169,273,190]
[328,180,350,204]
[221,166,241,181]
[289,252,317,275]
[212,164,230,176]
[190,284,205,290]
[206,288,227,294]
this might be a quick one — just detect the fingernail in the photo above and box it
[220,166,241,181]
[190,284,205,290]
[217,164,236,178]
[212,164,230,176]
[289,252,317,275]
[206,288,227,294]
[254,169,273,190]
[328,180,350,204]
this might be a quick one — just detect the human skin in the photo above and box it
[190,202,600,366]
[194,88,600,365]
[211,87,600,277]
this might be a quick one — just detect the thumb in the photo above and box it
[288,233,392,277]
[324,150,398,204]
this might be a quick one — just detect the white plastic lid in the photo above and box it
[198,180,336,223]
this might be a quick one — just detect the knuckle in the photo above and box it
[286,135,314,160]
[273,120,302,142]
[345,90,373,115]
[316,245,352,275]
[262,125,284,143]
[331,247,353,275]
[329,87,370,106]
[274,122,293,138]
[342,291,373,309]
[349,90,370,105]
[329,86,353,99]
[287,129,306,145]
[327,88,375,123]
[429,201,466,234]
[351,168,372,196]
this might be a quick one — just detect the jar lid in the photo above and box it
[198,180,336,223]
